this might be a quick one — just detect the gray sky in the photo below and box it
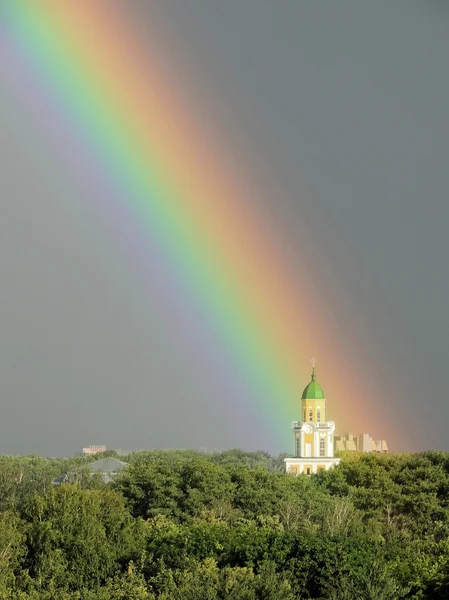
[1,1,448,455]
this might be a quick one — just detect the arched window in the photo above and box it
[308,409,313,422]
[317,409,321,423]
[320,438,326,457]
[303,409,306,422]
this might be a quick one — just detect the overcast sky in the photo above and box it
[1,1,448,455]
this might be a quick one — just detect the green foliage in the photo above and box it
[22,484,144,594]
[1,449,449,597]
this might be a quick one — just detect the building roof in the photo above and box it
[301,368,325,400]
[53,457,128,486]
[85,457,127,473]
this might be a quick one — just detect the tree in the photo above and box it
[23,484,144,594]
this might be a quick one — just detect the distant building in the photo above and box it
[285,360,340,475]
[334,432,357,452]
[359,433,388,453]
[335,433,388,453]
[80,445,107,456]
[53,457,128,485]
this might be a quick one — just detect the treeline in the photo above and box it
[0,449,449,598]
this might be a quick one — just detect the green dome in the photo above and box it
[301,369,325,399]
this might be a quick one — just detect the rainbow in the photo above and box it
[0,2,395,449]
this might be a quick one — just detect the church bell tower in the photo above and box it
[285,358,340,475]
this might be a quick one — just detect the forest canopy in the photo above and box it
[0,449,448,599]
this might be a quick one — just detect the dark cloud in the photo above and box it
[0,1,447,454]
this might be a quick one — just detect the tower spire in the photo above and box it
[310,356,317,381]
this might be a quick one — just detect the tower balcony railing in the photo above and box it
[292,421,330,429]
